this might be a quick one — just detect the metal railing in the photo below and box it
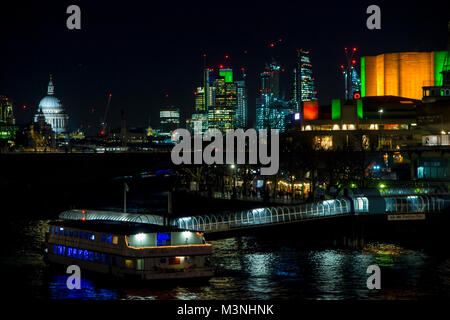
[384,195,445,213]
[173,198,352,232]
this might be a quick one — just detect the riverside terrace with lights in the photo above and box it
[45,219,213,281]
[290,95,450,151]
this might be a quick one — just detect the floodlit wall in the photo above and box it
[361,52,447,100]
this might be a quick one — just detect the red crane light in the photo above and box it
[225,55,229,59]
[270,43,275,48]
[22,105,27,109]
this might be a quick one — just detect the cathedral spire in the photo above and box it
[47,74,54,95]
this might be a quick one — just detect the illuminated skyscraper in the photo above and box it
[189,112,209,135]
[294,49,318,120]
[194,87,205,112]
[0,96,15,125]
[235,72,248,129]
[292,67,299,110]
[203,68,215,111]
[159,106,180,135]
[351,68,361,97]
[208,69,237,131]
[0,95,18,143]
[256,61,282,130]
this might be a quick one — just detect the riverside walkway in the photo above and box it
[60,191,450,234]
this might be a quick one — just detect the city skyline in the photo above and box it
[0,1,449,131]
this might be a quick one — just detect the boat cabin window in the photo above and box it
[125,259,134,269]
[157,233,171,246]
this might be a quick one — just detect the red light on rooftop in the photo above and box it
[194,91,197,95]
[270,43,275,48]
[203,53,207,57]
[165,94,169,98]
[219,65,223,68]
[109,93,112,97]
[340,65,344,69]
[22,105,27,109]
[225,55,229,59]
[353,47,357,52]
[352,59,357,64]
[100,130,105,135]
[241,67,245,71]
[81,210,86,214]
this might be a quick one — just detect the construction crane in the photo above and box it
[100,93,112,135]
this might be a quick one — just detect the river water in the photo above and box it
[2,218,450,300]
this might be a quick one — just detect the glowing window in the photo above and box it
[157,233,171,246]
[169,257,181,265]
[112,236,119,245]
[125,259,134,269]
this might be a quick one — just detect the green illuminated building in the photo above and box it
[208,71,237,131]
[0,95,18,145]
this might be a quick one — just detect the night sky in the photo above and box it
[0,0,449,131]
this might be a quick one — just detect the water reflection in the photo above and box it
[49,274,118,300]
[2,218,450,300]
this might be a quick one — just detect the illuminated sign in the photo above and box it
[353,92,361,100]
[294,112,300,120]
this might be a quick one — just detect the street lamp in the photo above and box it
[378,109,383,150]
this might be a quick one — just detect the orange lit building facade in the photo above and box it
[361,51,448,100]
